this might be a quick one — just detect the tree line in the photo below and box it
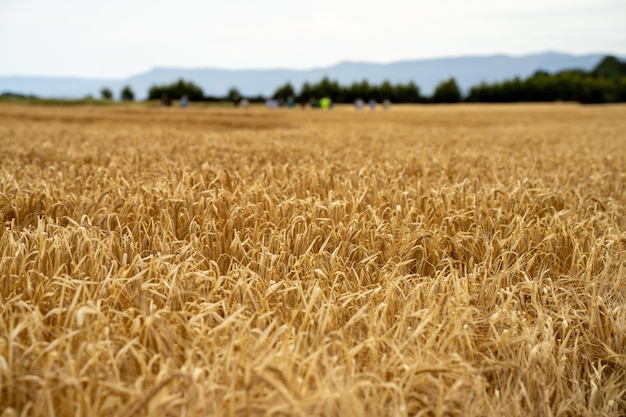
[98,55,625,104]
[142,77,458,104]
[466,56,626,104]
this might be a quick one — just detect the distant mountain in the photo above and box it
[0,76,123,99]
[0,52,618,99]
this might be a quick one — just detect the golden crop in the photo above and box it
[1,103,625,416]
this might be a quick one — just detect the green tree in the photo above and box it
[432,78,461,103]
[273,82,295,100]
[227,87,241,102]
[100,87,113,100]
[148,79,204,101]
[120,85,135,101]
[299,82,313,101]
[378,80,394,101]
[319,77,341,99]
[393,81,422,103]
[346,79,371,102]
[592,56,626,80]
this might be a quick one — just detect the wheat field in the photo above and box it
[1,103,625,417]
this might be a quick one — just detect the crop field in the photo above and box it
[1,103,625,417]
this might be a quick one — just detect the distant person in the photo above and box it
[180,95,188,108]
[266,98,279,109]
[369,99,377,110]
[382,99,391,110]
[286,96,295,108]
[354,98,364,110]
[240,98,249,109]
[160,93,171,107]
[320,97,331,110]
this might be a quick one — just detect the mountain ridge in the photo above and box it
[1,52,619,99]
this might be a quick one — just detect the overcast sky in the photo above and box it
[1,0,625,78]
